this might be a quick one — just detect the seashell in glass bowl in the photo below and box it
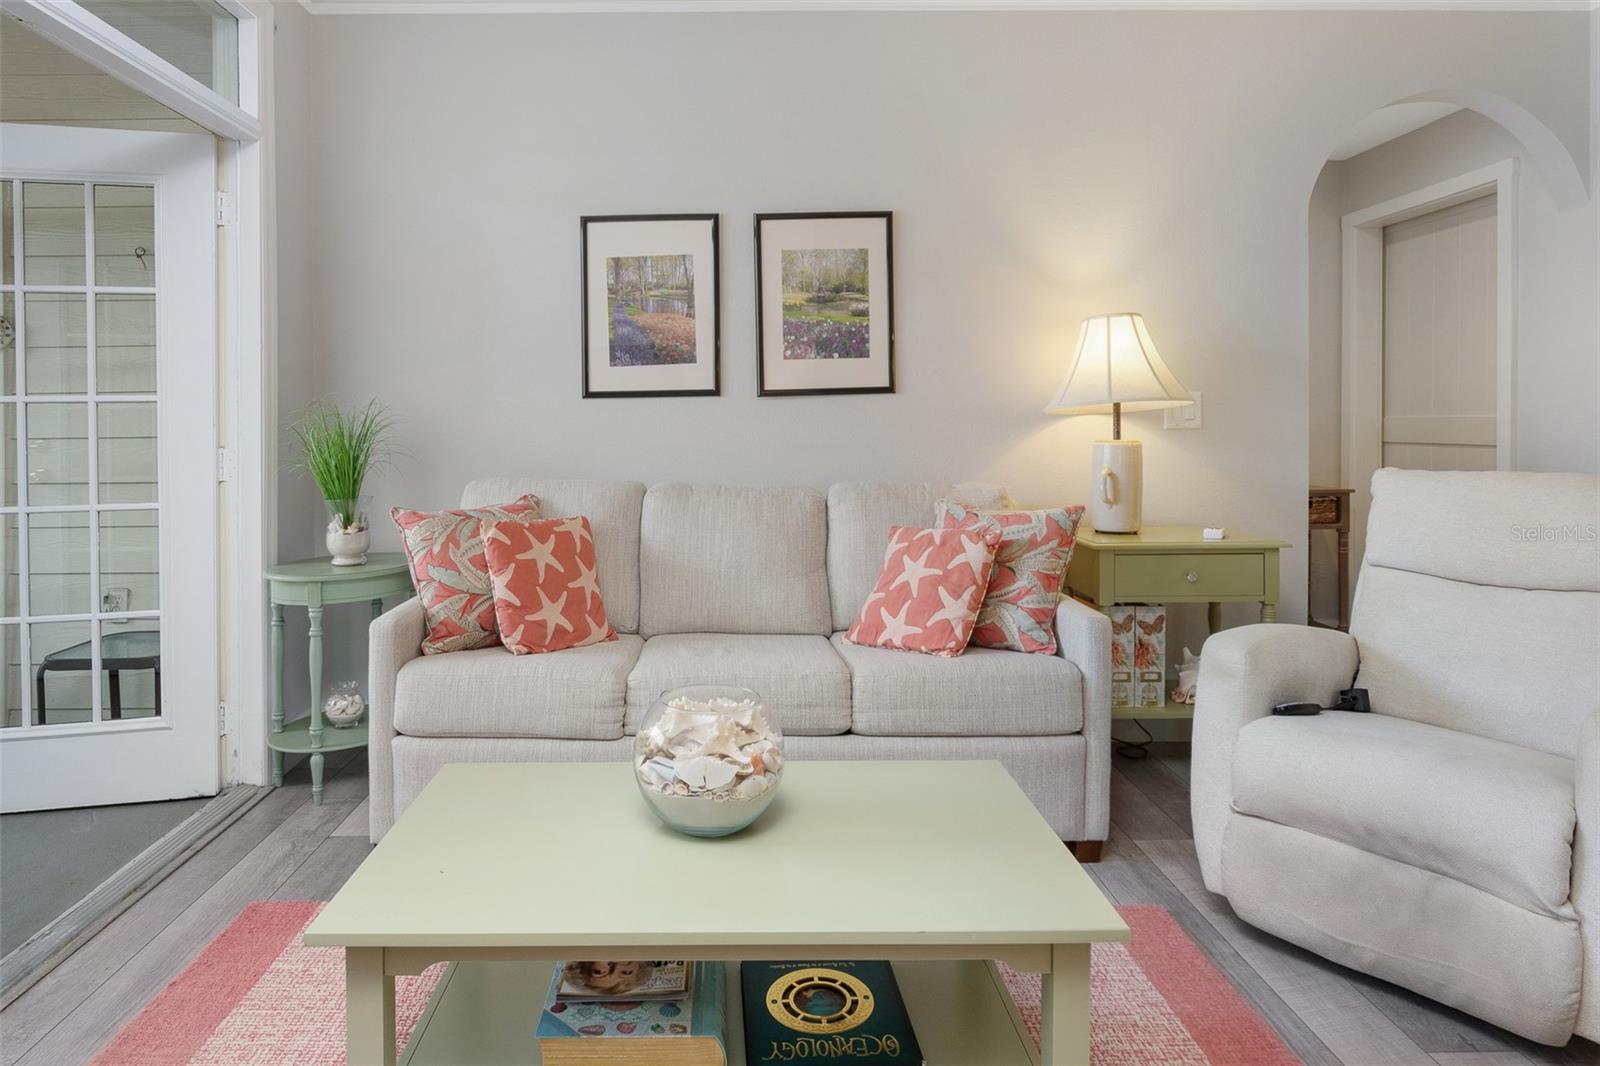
[633,685,783,837]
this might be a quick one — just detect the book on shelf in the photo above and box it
[536,960,726,1066]
[740,960,925,1065]
[557,960,690,1001]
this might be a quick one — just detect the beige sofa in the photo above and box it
[1193,469,1600,1046]
[368,478,1112,848]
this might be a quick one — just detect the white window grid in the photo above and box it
[1,177,161,729]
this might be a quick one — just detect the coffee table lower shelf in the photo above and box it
[400,958,1039,1066]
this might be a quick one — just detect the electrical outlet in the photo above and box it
[1164,391,1202,430]
[102,587,132,613]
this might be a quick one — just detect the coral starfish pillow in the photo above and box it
[843,524,1001,656]
[480,515,617,655]
[391,496,541,655]
[936,500,1086,654]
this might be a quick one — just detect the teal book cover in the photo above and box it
[537,961,725,1040]
[741,961,924,1065]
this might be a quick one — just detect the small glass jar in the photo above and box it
[323,680,366,729]
[633,685,783,838]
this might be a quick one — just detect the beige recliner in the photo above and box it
[1192,468,1599,1046]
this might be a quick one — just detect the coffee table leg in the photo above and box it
[346,947,395,1066]
[1040,943,1091,1066]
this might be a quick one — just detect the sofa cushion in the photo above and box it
[638,484,830,637]
[825,482,1010,633]
[393,634,643,740]
[625,634,851,736]
[460,478,646,634]
[831,633,1083,736]
[1232,711,1576,916]
[482,516,618,654]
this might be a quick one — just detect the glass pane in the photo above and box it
[98,402,157,504]
[27,511,89,616]
[77,1,239,104]
[3,292,14,394]
[2,513,16,616]
[94,186,156,287]
[22,183,85,286]
[1,181,13,285]
[24,294,88,395]
[95,296,156,393]
[1,623,19,727]
[1,403,13,507]
[101,619,159,720]
[99,510,158,613]
[26,402,88,506]
[32,620,92,725]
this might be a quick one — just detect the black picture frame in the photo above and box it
[754,211,895,397]
[581,213,720,398]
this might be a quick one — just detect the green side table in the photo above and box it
[266,553,413,803]
[1065,526,1289,721]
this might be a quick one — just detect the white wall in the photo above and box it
[281,9,1594,700]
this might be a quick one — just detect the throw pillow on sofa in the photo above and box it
[936,500,1085,655]
[391,495,541,654]
[843,524,1001,656]
[480,515,617,655]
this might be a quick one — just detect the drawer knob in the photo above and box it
[1185,570,1200,583]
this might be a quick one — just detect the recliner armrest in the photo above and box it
[367,596,425,842]
[1055,596,1112,841]
[1191,624,1358,892]
[1575,708,1599,1038]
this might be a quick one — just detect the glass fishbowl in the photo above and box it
[633,685,783,838]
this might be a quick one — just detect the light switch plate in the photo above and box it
[1165,391,1202,430]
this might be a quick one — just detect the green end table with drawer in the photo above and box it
[1065,526,1289,721]
[266,553,413,803]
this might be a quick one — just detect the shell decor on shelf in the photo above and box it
[633,685,783,837]
[323,681,366,728]
[1170,647,1200,705]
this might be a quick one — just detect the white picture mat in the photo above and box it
[760,216,891,391]
[585,218,716,394]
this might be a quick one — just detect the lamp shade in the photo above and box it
[1044,313,1193,415]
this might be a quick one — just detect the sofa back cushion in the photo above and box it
[826,482,1009,632]
[639,483,831,637]
[460,478,646,634]
[1351,468,1600,758]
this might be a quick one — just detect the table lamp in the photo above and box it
[1044,312,1193,533]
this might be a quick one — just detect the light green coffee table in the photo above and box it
[307,761,1127,1066]
[265,553,412,803]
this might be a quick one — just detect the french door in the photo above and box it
[0,124,218,812]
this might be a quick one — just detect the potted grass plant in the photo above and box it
[289,400,393,567]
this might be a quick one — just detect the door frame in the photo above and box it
[0,0,276,787]
[1339,158,1517,575]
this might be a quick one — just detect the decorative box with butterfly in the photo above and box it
[1064,525,1289,720]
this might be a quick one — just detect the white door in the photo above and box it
[1380,194,1498,471]
[0,124,218,812]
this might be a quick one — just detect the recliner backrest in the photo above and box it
[1350,468,1600,758]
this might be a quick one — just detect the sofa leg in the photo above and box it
[1066,840,1103,863]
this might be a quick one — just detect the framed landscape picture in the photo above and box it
[581,214,719,397]
[755,212,894,396]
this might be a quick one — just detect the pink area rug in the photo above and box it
[93,902,1298,1065]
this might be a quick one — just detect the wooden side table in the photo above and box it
[1065,526,1289,721]
[266,553,413,804]
[1308,486,1353,632]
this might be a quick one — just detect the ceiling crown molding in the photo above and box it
[294,0,1596,13]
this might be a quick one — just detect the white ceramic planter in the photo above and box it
[327,526,371,566]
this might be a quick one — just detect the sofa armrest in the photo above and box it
[1191,624,1358,892]
[367,596,425,842]
[1055,596,1112,842]
[1575,708,1599,1040]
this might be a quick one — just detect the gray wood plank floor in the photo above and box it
[2,743,1595,1065]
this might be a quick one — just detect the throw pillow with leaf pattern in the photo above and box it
[391,495,541,654]
[936,499,1085,654]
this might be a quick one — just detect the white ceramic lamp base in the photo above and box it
[1089,439,1143,533]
